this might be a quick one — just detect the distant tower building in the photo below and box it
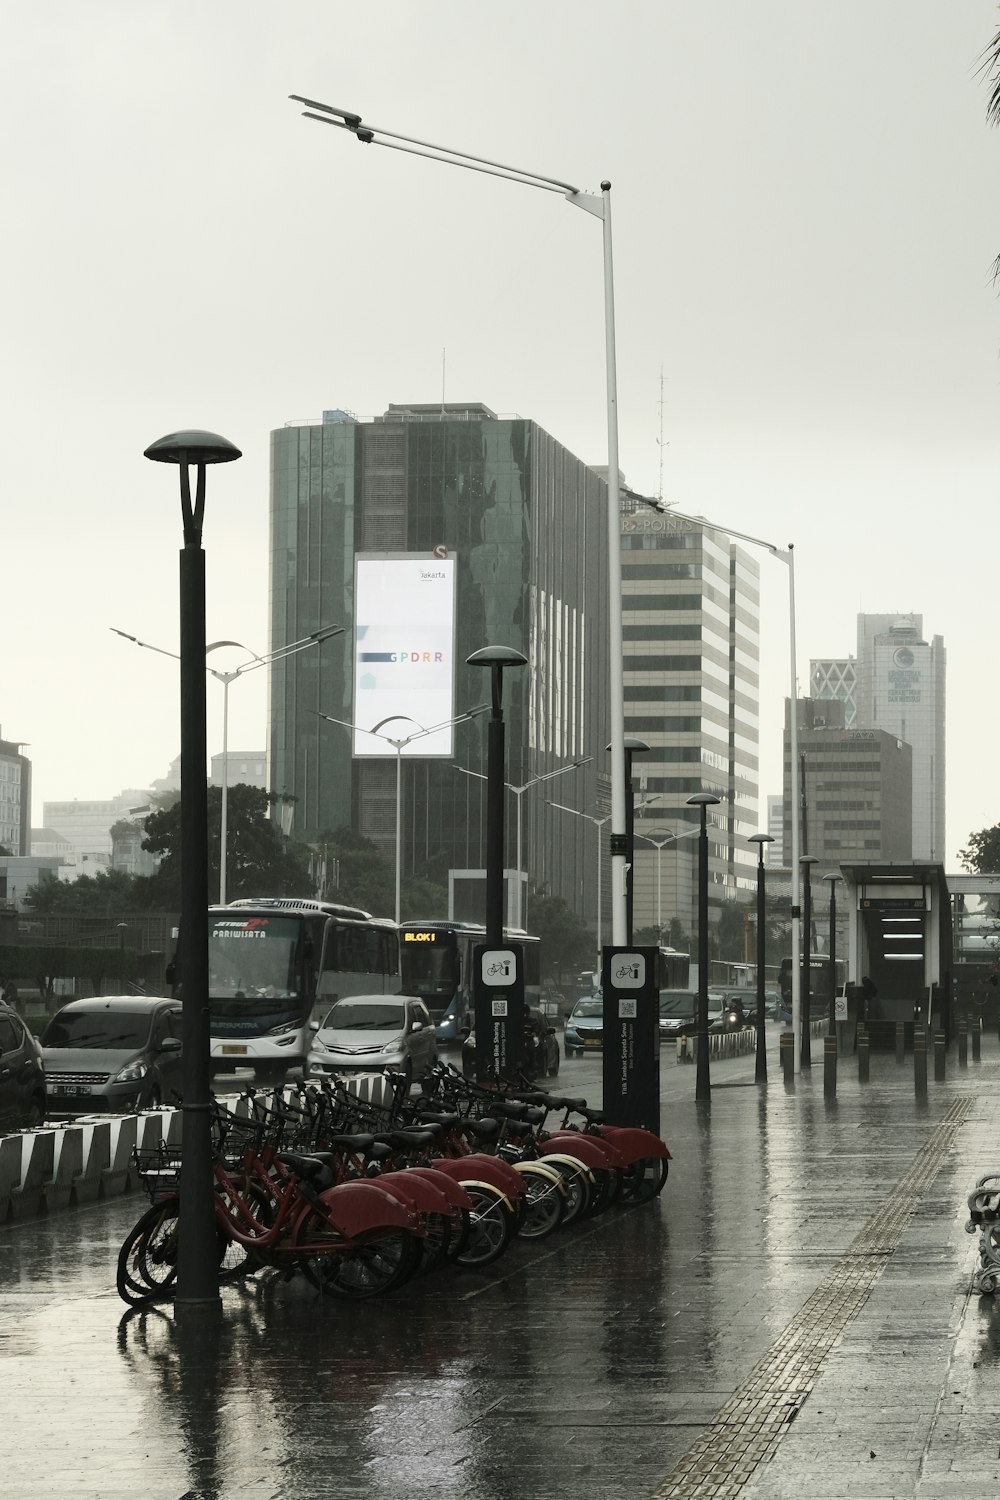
[619,503,760,934]
[785,698,912,872]
[766,794,784,866]
[0,730,31,856]
[855,614,945,862]
[810,657,857,728]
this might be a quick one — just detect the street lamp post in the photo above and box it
[621,738,650,946]
[748,833,775,1084]
[112,623,343,904]
[800,854,818,1066]
[634,826,702,942]
[292,98,630,944]
[547,800,610,973]
[144,427,241,1309]
[467,647,528,945]
[823,873,842,1037]
[317,704,488,924]
[454,758,592,929]
[687,791,722,1103]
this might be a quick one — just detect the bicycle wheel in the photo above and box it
[619,1155,669,1205]
[290,1205,422,1298]
[215,1179,274,1281]
[453,1184,516,1269]
[543,1159,592,1227]
[320,1230,422,1298]
[116,1199,180,1305]
[515,1164,567,1240]
[415,1211,454,1273]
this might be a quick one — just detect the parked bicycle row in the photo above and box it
[116,1062,671,1306]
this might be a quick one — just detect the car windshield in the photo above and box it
[571,999,603,1019]
[322,1001,405,1031]
[659,994,697,1019]
[42,1011,152,1050]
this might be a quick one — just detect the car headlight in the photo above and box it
[115,1060,148,1084]
[380,1039,404,1057]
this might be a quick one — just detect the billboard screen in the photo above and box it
[352,553,457,757]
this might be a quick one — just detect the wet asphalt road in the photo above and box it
[3,1026,999,1498]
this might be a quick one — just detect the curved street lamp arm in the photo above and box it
[291,97,581,195]
[109,627,180,663]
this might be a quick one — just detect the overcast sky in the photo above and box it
[4,2,999,864]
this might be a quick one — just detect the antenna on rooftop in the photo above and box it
[656,365,667,503]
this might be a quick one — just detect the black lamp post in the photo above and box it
[687,791,721,1103]
[799,854,818,1067]
[608,736,650,945]
[822,873,842,1036]
[748,833,774,1084]
[144,428,241,1308]
[467,646,527,945]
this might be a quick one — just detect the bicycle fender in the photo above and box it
[400,1167,474,1212]
[432,1154,525,1201]
[512,1160,565,1189]
[536,1151,596,1183]
[376,1169,455,1216]
[451,1178,514,1214]
[318,1180,423,1237]
[595,1127,672,1163]
[542,1132,622,1170]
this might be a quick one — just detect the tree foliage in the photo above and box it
[315,827,448,921]
[959,825,1000,875]
[23,868,153,915]
[526,887,592,980]
[141,784,312,906]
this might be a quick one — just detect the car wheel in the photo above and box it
[26,1095,45,1129]
[147,1085,162,1110]
[548,1049,560,1077]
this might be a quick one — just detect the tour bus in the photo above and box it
[778,953,846,1018]
[397,919,541,1044]
[171,897,399,1084]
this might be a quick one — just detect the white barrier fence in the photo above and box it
[0,1074,391,1224]
[676,1017,827,1064]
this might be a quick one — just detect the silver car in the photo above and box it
[41,996,183,1115]
[307,994,437,1083]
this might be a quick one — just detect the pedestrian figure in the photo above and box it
[2,979,20,1015]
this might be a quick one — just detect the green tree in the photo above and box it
[959,825,1000,875]
[22,867,149,915]
[716,901,750,963]
[142,784,312,906]
[526,887,591,981]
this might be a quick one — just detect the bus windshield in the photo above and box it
[399,944,461,1007]
[208,914,300,1017]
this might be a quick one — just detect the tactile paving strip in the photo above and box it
[651,1098,973,1499]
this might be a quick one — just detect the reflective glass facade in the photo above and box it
[268,405,609,922]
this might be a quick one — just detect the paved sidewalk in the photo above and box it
[1,1038,998,1499]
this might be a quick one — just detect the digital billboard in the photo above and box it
[352,553,457,757]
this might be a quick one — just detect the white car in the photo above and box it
[307,994,437,1082]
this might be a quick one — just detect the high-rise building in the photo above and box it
[619,504,760,935]
[268,403,610,924]
[810,657,857,727]
[784,697,913,874]
[766,794,784,866]
[855,614,945,861]
[0,731,31,856]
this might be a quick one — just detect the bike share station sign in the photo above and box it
[473,944,525,1082]
[602,946,659,1131]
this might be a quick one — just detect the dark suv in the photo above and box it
[0,1002,47,1130]
[41,996,183,1115]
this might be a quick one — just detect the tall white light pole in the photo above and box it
[290,96,630,944]
[547,800,611,972]
[111,623,344,904]
[318,705,488,924]
[453,759,591,929]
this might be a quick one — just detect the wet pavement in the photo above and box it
[3,1027,1000,1498]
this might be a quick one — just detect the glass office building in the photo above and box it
[619,505,761,935]
[268,403,610,924]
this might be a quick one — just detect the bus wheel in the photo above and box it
[255,1065,287,1088]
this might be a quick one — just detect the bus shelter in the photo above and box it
[839,862,952,1050]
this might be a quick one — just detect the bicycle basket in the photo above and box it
[133,1143,182,1202]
